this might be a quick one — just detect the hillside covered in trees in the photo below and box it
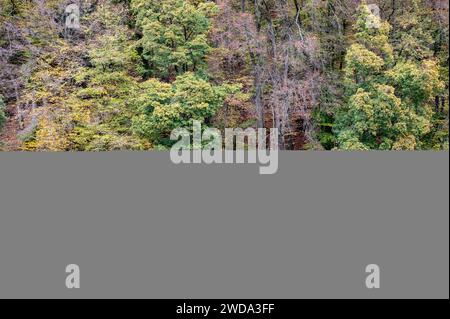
[0,0,448,151]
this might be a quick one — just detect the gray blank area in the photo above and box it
[0,152,448,298]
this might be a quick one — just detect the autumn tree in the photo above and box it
[334,2,444,150]
[210,0,326,149]
[0,0,447,151]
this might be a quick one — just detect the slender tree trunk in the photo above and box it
[254,70,264,128]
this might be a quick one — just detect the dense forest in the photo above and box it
[0,0,448,151]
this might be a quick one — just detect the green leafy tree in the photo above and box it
[64,32,147,151]
[386,59,443,110]
[131,0,217,79]
[335,84,430,150]
[132,72,239,147]
[392,0,435,61]
[334,2,443,150]
[342,3,393,93]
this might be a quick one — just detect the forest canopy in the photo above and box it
[0,0,448,151]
